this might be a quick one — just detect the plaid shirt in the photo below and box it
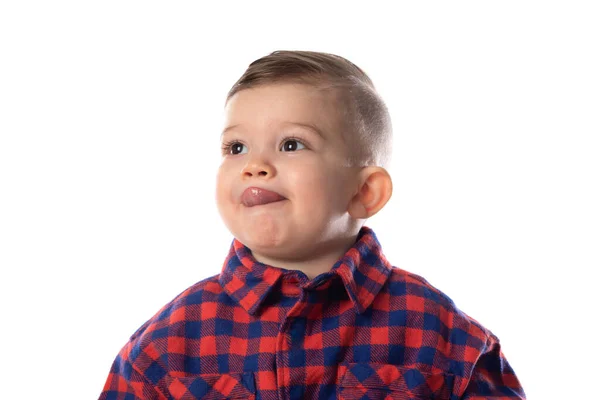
[99,226,525,399]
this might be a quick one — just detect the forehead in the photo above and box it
[222,83,342,138]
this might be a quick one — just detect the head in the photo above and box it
[215,50,393,264]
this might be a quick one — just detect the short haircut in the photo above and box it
[225,50,393,169]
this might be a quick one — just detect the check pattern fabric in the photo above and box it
[99,226,525,399]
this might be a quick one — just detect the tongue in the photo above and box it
[242,189,285,207]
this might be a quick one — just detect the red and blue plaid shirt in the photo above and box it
[99,226,525,399]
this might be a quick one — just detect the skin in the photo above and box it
[215,83,392,280]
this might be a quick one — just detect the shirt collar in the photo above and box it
[218,226,393,316]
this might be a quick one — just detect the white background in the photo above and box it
[1,1,598,399]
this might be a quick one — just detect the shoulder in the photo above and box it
[382,267,523,397]
[132,273,225,339]
[102,274,227,395]
[119,273,226,361]
[385,266,494,345]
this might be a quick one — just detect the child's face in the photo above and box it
[216,83,361,261]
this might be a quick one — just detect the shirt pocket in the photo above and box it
[164,372,256,400]
[337,363,453,400]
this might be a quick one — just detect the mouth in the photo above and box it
[241,186,286,207]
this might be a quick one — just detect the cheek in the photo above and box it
[215,166,232,202]
[287,167,338,203]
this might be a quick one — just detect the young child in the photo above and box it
[99,50,525,399]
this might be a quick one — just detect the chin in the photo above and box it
[245,231,285,250]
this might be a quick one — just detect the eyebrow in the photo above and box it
[221,122,325,139]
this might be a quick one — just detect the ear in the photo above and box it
[347,167,393,219]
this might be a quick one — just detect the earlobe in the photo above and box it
[348,167,393,219]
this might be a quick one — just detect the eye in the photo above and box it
[280,138,307,152]
[222,141,248,155]
[221,137,307,155]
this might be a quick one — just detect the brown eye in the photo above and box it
[231,143,245,155]
[281,139,306,152]
[222,141,248,155]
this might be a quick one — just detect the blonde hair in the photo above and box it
[226,50,393,169]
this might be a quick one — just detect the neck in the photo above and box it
[250,233,359,280]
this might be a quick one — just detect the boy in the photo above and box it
[99,50,525,399]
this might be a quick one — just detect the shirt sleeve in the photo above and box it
[461,335,526,399]
[98,348,167,400]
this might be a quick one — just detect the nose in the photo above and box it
[241,157,276,178]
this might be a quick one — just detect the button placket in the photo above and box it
[276,288,310,400]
